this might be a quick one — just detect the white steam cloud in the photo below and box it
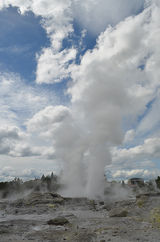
[54,2,160,198]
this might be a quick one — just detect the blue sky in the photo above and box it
[0,7,50,81]
[0,7,97,103]
[0,0,160,186]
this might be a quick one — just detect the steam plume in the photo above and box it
[52,3,160,198]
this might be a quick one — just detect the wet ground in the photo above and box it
[0,192,160,241]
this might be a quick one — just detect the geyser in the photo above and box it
[51,2,160,199]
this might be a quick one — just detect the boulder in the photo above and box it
[47,216,69,226]
[109,208,128,217]
[23,192,64,206]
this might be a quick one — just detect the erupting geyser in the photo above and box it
[50,2,160,198]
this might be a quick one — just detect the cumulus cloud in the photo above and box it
[0,72,59,159]
[0,126,21,140]
[36,47,77,84]
[106,135,160,181]
[72,0,145,35]
[0,0,72,49]
[27,105,71,133]
[0,0,73,83]
[0,125,21,155]
[0,0,146,84]
[9,143,41,157]
[111,169,160,180]
[0,72,57,126]
[0,125,42,157]
[112,137,160,163]
[0,0,145,45]
[24,105,75,160]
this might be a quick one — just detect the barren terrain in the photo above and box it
[0,190,160,241]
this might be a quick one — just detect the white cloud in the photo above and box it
[0,0,146,85]
[27,105,71,133]
[111,169,159,180]
[24,105,73,160]
[110,136,160,180]
[36,47,77,84]
[112,137,160,163]
[0,126,21,140]
[0,0,74,83]
[0,73,60,159]
[0,125,42,157]
[0,72,57,126]
[0,125,21,155]
[1,0,73,49]
[72,0,145,35]
[9,143,41,157]
[1,0,145,44]
[124,129,135,143]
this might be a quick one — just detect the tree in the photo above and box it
[155,176,160,189]
[51,172,54,180]
[41,174,45,181]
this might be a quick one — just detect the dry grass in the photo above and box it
[150,207,160,228]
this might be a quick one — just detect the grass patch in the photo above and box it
[136,196,147,208]
[150,207,160,228]
[48,203,55,208]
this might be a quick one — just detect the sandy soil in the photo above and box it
[0,192,160,241]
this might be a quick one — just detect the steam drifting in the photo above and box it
[51,2,160,198]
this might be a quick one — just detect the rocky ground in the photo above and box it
[0,191,160,241]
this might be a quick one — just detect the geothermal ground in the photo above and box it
[0,190,160,241]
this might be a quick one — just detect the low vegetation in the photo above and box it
[0,172,59,198]
[0,175,160,199]
[150,207,160,228]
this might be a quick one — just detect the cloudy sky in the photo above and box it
[0,0,160,186]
